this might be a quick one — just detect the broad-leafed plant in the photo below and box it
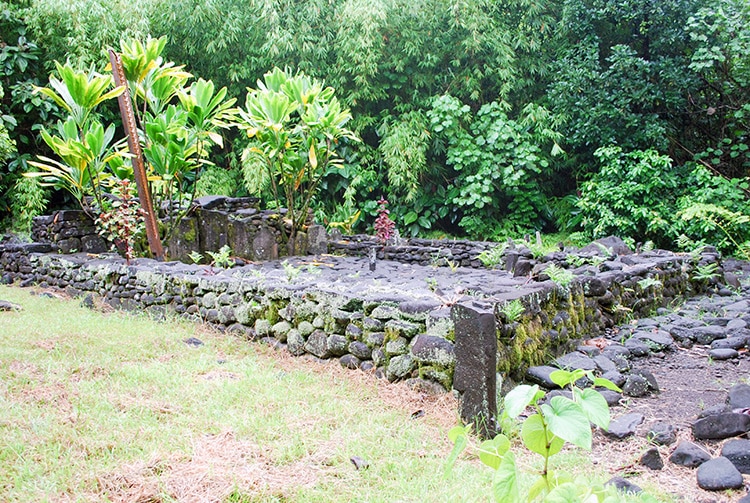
[447,369,623,502]
[237,67,358,255]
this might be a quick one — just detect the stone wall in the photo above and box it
[32,210,108,254]
[31,197,328,263]
[0,237,721,398]
[328,234,496,268]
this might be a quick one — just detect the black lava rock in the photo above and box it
[606,413,644,439]
[605,476,642,494]
[693,413,750,440]
[647,422,677,446]
[639,447,664,470]
[696,457,744,491]
[721,439,750,474]
[669,441,711,468]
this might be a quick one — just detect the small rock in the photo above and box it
[711,336,748,350]
[601,370,626,388]
[183,337,204,347]
[669,441,711,467]
[698,404,732,418]
[624,337,651,357]
[604,352,631,372]
[348,341,372,360]
[696,457,744,491]
[639,447,664,470]
[606,413,644,439]
[554,352,597,372]
[404,377,447,396]
[728,383,750,409]
[80,294,95,309]
[0,300,22,311]
[709,348,739,360]
[386,354,415,381]
[692,325,728,345]
[597,389,622,407]
[630,368,659,392]
[339,354,361,369]
[647,422,677,446]
[593,355,616,373]
[693,413,750,440]
[526,365,560,389]
[622,375,654,397]
[350,456,369,470]
[260,337,284,350]
[577,344,600,357]
[726,318,748,331]
[721,439,750,474]
[633,330,674,352]
[605,476,642,494]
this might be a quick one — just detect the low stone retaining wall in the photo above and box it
[328,234,497,268]
[0,236,721,411]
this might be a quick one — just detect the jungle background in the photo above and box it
[1,0,749,256]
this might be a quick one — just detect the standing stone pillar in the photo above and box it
[452,302,498,438]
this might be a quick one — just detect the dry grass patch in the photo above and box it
[97,430,327,503]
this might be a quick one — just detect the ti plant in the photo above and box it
[237,67,358,255]
[26,62,127,217]
[447,369,622,502]
[374,198,396,245]
[28,36,237,256]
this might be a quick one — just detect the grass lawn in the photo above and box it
[0,285,670,502]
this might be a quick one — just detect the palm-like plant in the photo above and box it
[237,67,358,254]
[27,64,127,216]
[34,62,123,129]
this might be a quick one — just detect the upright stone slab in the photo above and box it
[199,209,229,252]
[167,216,199,262]
[452,302,497,438]
[228,216,254,258]
[253,226,278,260]
[307,224,328,255]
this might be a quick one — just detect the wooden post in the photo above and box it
[108,49,164,261]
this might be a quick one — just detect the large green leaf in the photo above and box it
[503,384,542,419]
[592,376,622,392]
[540,397,592,450]
[478,434,510,469]
[444,425,469,477]
[492,451,520,503]
[573,387,611,430]
[550,369,586,388]
[521,413,563,457]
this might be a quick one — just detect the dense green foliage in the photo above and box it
[1,0,749,255]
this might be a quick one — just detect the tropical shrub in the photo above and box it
[577,147,680,247]
[236,67,357,254]
[428,95,563,239]
[685,0,750,179]
[27,37,236,255]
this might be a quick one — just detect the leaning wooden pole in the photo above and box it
[108,49,164,261]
